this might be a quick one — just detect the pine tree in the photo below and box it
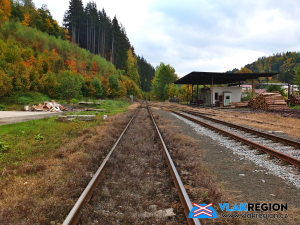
[63,0,84,45]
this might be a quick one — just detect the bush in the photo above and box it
[70,99,79,104]
[0,104,6,110]
[266,85,286,97]
[4,92,50,105]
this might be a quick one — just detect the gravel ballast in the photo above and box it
[154,108,300,208]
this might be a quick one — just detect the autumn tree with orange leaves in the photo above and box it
[0,0,11,22]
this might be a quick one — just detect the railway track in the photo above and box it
[63,104,200,225]
[172,110,300,168]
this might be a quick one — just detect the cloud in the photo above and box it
[33,0,300,77]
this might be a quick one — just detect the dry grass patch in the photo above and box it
[0,105,138,224]
[80,108,186,224]
[213,111,300,138]
[152,109,247,225]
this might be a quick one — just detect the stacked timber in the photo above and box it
[248,92,289,110]
[290,95,300,105]
[229,101,249,108]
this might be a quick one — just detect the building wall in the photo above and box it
[197,86,242,106]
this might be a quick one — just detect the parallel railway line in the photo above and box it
[172,110,300,168]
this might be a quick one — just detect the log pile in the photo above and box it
[248,92,289,110]
[31,100,67,112]
[290,95,300,105]
[229,101,249,108]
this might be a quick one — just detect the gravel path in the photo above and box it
[0,111,64,125]
[154,108,300,209]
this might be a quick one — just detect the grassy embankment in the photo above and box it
[0,99,130,170]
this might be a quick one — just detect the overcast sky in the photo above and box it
[33,0,300,77]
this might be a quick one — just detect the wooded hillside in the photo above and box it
[0,0,155,102]
[227,51,300,84]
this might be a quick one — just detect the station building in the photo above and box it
[174,72,278,107]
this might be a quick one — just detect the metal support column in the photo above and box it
[192,84,194,104]
[251,79,254,97]
[211,77,214,106]
[196,85,199,105]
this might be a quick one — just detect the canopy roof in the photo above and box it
[174,72,278,85]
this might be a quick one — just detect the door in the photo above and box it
[225,96,230,106]
[223,92,231,106]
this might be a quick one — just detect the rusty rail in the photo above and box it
[148,106,201,225]
[63,106,200,224]
[173,111,300,168]
[184,110,300,148]
[63,108,139,225]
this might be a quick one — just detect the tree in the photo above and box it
[165,83,179,99]
[126,47,139,84]
[0,70,13,97]
[58,70,83,102]
[92,77,103,98]
[111,17,130,70]
[235,67,253,73]
[178,84,192,103]
[37,4,63,38]
[0,0,11,23]
[98,9,112,60]
[137,56,155,92]
[63,0,84,44]
[294,67,300,93]
[108,73,120,98]
[85,1,98,53]
[151,63,178,100]
[266,85,285,97]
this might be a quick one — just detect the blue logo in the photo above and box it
[188,203,218,218]
[219,203,248,211]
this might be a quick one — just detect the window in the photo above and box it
[215,92,218,100]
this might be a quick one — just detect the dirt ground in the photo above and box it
[154,107,300,224]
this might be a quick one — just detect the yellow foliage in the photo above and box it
[236,67,253,73]
[0,0,11,23]
[126,48,139,83]
[22,13,31,26]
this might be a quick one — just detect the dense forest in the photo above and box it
[0,0,155,103]
[227,52,300,84]
[63,0,155,92]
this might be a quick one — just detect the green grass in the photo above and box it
[0,99,130,169]
[2,92,51,110]
[290,105,300,110]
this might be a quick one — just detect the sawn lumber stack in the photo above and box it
[248,92,289,110]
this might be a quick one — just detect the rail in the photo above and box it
[63,108,139,225]
[63,106,200,224]
[173,111,300,168]
[183,110,300,148]
[148,106,201,225]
